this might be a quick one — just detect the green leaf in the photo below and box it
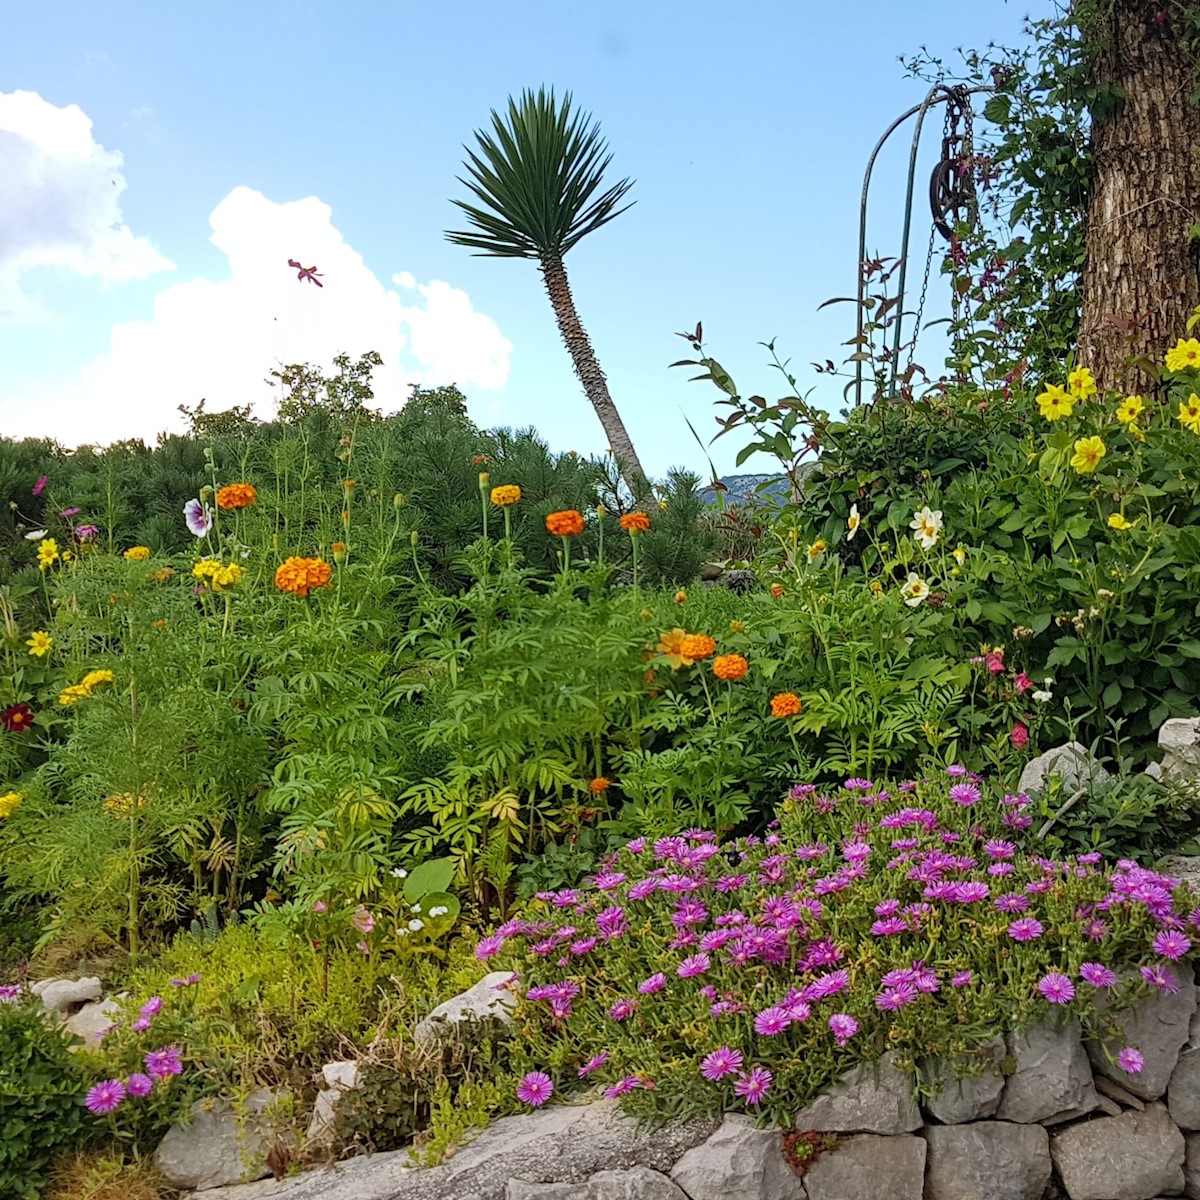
[404,858,456,901]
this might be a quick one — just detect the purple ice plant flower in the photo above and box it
[578,1052,609,1078]
[131,1016,152,1032]
[1141,963,1181,994]
[593,871,626,891]
[475,935,505,960]
[733,1066,773,1105]
[0,985,22,1003]
[1116,1047,1144,1075]
[628,879,659,901]
[948,783,981,806]
[1008,917,1045,942]
[1037,972,1076,1004]
[1079,962,1117,988]
[638,973,667,995]
[829,1013,859,1046]
[1153,930,1192,960]
[754,1006,792,1036]
[700,1046,744,1081]
[144,1046,183,1079]
[596,907,627,940]
[517,1072,554,1107]
[607,999,637,1021]
[125,1072,154,1097]
[677,953,711,978]
[876,983,919,1010]
[950,971,973,987]
[85,1079,126,1115]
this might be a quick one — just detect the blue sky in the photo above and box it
[0,0,1034,479]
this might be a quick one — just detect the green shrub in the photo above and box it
[0,992,87,1200]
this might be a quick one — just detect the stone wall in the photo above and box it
[200,964,1200,1200]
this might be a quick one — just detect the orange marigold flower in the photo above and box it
[679,633,716,661]
[546,509,585,536]
[216,483,257,510]
[589,776,612,794]
[770,583,786,598]
[713,653,749,681]
[491,484,522,507]
[619,511,651,534]
[674,590,688,605]
[657,627,694,669]
[274,556,332,598]
[770,692,802,718]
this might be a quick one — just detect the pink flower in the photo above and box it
[126,1072,154,1097]
[700,1046,743,1081]
[312,901,327,913]
[638,973,667,995]
[131,1016,152,1032]
[1141,963,1181,994]
[85,1079,126,1114]
[1008,917,1044,942]
[350,907,374,935]
[1014,671,1033,693]
[476,935,505,959]
[951,971,973,987]
[1080,962,1117,988]
[140,996,163,1018]
[183,498,213,537]
[608,999,637,1021]
[1010,724,1029,749]
[733,1066,773,1105]
[516,1071,554,1107]
[829,1013,859,1045]
[984,649,1005,674]
[604,1075,643,1098]
[1153,930,1191,960]
[1116,1047,1144,1075]
[754,1006,792,1036]
[1037,972,1075,1004]
[0,984,22,1003]
[677,953,711,978]
[949,783,981,806]
[144,1046,183,1078]
[578,1052,608,1078]
[32,475,47,496]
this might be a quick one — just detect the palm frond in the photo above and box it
[446,86,635,259]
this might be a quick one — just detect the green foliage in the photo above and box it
[0,995,87,1200]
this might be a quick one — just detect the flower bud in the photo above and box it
[478,471,490,489]
[332,541,347,565]
[410,530,419,547]
[394,492,406,509]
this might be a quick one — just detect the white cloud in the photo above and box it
[1,185,513,445]
[0,89,173,319]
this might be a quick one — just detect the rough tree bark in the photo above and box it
[1078,1,1200,389]
[540,254,650,498]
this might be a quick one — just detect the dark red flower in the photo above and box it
[1,704,34,734]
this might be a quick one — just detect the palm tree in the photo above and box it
[446,88,649,496]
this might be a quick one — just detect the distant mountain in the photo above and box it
[698,473,789,506]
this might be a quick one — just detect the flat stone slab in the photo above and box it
[920,1037,1005,1124]
[671,1116,803,1200]
[801,1133,924,1200]
[32,976,102,1015]
[997,1018,1098,1125]
[922,1121,1051,1200]
[203,1100,718,1200]
[792,1051,920,1134]
[1050,1102,1185,1200]
[507,1167,687,1199]
[413,972,517,1049]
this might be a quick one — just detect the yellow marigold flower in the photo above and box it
[619,512,651,534]
[1115,395,1145,425]
[589,776,612,795]
[150,566,174,583]
[658,499,669,511]
[193,559,221,580]
[1036,385,1075,421]
[0,791,21,819]
[1166,338,1200,373]
[274,556,332,598]
[102,793,145,819]
[216,482,257,510]
[1067,366,1097,399]
[712,653,749,682]
[490,484,522,507]
[680,633,716,661]
[59,684,89,706]
[123,546,152,561]
[545,509,585,536]
[806,539,827,561]
[1070,436,1107,474]
[82,669,114,690]
[210,563,243,592]
[1178,394,1200,435]
[729,620,745,633]
[36,538,59,571]
[657,628,694,669]
[770,692,802,718]
[26,630,52,658]
[1108,513,1135,531]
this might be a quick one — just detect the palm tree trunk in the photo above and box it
[540,254,650,497]
[1078,0,1200,390]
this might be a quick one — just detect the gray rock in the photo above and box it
[997,1018,1099,1125]
[670,1115,802,1200]
[922,1122,1051,1200]
[31,976,102,1015]
[1018,741,1109,795]
[1050,1102,1185,1200]
[792,1051,921,1134]
[1095,1075,1146,1111]
[1160,856,1200,894]
[64,996,122,1047]
[305,1060,361,1145]
[413,972,517,1048]
[801,1134,924,1200]
[1172,1047,1200,1130]
[1088,969,1196,1101]
[920,1037,1005,1124]
[154,1089,289,1190]
[1186,1131,1200,1200]
[507,1168,687,1199]
[1158,719,1200,796]
[1095,1094,1123,1117]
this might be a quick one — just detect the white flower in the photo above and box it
[396,926,409,937]
[1032,689,1053,703]
[909,506,943,550]
[23,530,47,541]
[410,903,422,914]
[900,572,930,607]
[408,918,425,932]
[390,868,407,878]
[429,906,448,917]
[846,503,861,541]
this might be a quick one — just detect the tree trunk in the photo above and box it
[540,254,650,497]
[1078,1,1200,389]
